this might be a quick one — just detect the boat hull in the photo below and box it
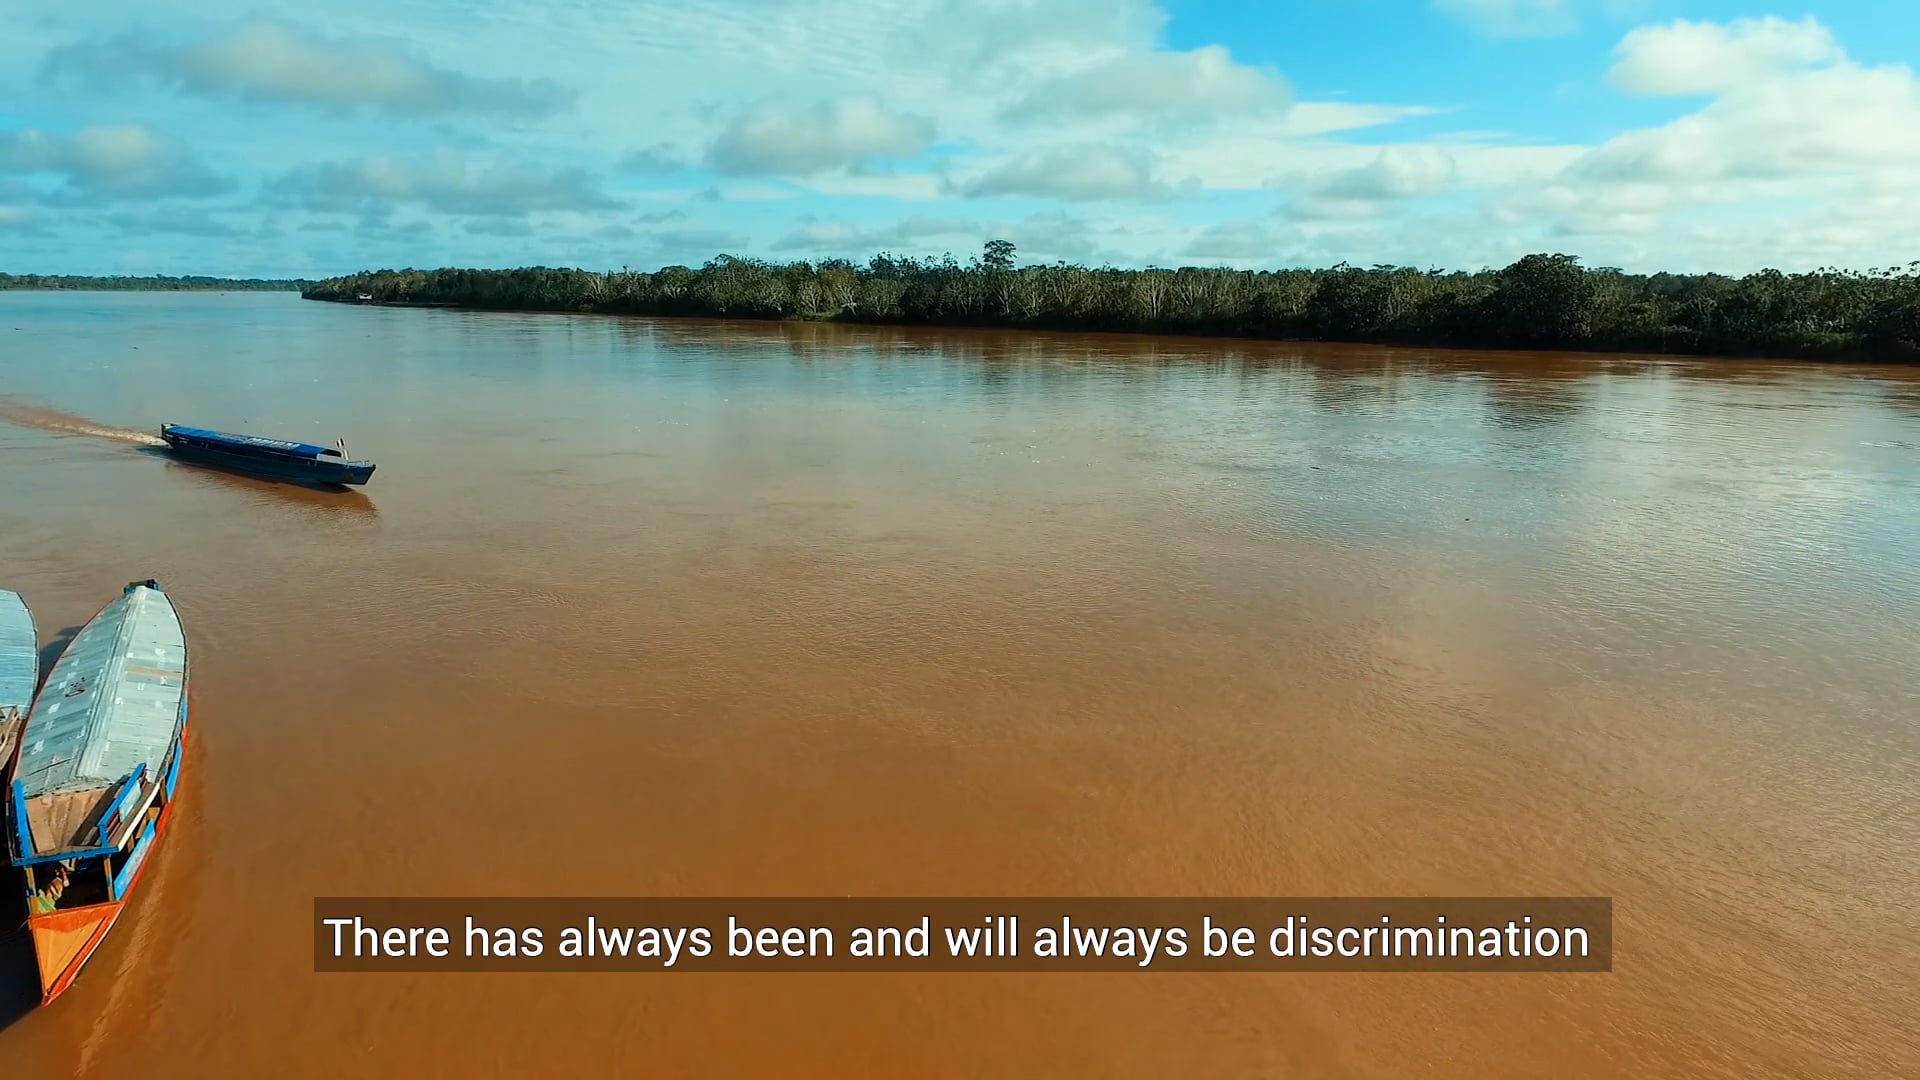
[161,437,376,486]
[0,589,34,776]
[9,581,190,1005]
[30,714,184,999]
[30,719,185,1005]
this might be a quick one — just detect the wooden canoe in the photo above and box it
[6,580,189,1005]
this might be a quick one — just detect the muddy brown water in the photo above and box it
[0,291,1916,1078]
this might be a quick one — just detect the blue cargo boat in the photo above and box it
[160,423,376,486]
[0,588,35,778]
[7,580,189,1005]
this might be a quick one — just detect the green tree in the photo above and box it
[1485,254,1601,346]
[297,249,1920,363]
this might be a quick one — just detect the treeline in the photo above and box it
[0,273,310,291]
[301,245,1920,362]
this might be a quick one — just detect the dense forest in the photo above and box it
[0,273,309,291]
[303,244,1920,362]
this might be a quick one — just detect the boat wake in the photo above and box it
[0,400,165,446]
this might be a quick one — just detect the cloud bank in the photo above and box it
[1,3,1911,276]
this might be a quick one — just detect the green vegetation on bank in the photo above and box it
[302,245,1920,361]
[1,273,310,291]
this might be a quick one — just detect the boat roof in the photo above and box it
[164,424,338,458]
[0,590,34,714]
[0,590,34,779]
[12,582,186,859]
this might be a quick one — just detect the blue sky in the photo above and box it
[1,0,1914,277]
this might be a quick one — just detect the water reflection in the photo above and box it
[1482,374,1592,427]
[1878,379,1920,419]
[155,456,380,520]
[1304,367,1398,415]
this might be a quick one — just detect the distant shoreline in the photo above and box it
[1,274,310,292]
[299,251,1920,365]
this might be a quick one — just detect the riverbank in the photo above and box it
[302,251,1920,364]
[1,273,309,291]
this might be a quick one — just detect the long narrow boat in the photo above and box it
[6,580,189,1005]
[160,423,376,486]
[0,589,35,776]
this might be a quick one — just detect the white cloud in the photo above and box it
[10,1,1913,276]
[1182,219,1295,261]
[909,0,1168,76]
[798,171,946,200]
[1312,145,1459,200]
[769,210,1131,264]
[1154,132,1572,197]
[1607,16,1842,97]
[48,18,573,117]
[104,207,255,238]
[618,145,689,176]
[983,211,1129,263]
[771,221,876,251]
[464,218,535,237]
[1577,30,1920,184]
[0,125,226,201]
[1468,16,1920,270]
[1433,0,1576,38]
[1002,44,1288,125]
[1547,207,1659,237]
[1285,195,1395,223]
[960,144,1171,201]
[772,216,976,252]
[705,96,936,176]
[278,149,617,216]
[634,183,801,205]
[648,228,752,256]
[1277,102,1447,138]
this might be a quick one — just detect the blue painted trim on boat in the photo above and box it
[110,817,159,901]
[95,763,149,843]
[9,779,30,862]
[15,842,122,867]
[162,425,338,459]
[161,669,188,801]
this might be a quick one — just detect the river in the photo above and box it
[0,291,1915,1077]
